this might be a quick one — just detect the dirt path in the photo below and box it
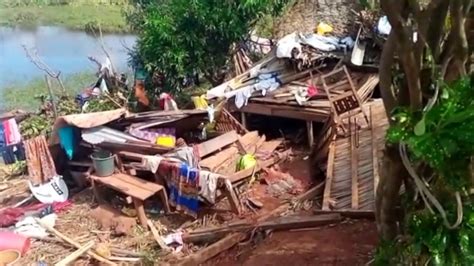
[206,220,378,266]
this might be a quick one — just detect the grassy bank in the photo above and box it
[0,4,129,33]
[1,72,96,111]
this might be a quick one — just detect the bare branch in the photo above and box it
[381,0,422,110]
[23,45,67,94]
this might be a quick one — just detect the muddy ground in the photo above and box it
[207,219,378,266]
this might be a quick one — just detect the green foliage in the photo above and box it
[0,4,129,32]
[1,72,95,111]
[387,77,474,190]
[377,76,474,265]
[128,0,289,90]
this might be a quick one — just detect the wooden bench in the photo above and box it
[89,173,170,228]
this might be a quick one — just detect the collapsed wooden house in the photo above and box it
[206,34,388,216]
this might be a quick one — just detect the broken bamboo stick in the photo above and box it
[55,241,95,266]
[148,220,172,252]
[34,218,117,266]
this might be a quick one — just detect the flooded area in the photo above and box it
[0,26,136,90]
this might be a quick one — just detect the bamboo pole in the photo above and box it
[34,218,116,266]
[55,241,95,266]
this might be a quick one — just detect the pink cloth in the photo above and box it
[2,119,21,145]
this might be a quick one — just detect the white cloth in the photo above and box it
[143,155,164,173]
[99,79,109,94]
[234,87,252,109]
[207,105,215,123]
[277,32,355,59]
[377,16,391,35]
[276,32,302,58]
[199,171,219,204]
[14,214,57,239]
[163,232,184,253]
[165,147,198,168]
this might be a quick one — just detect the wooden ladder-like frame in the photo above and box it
[321,66,370,135]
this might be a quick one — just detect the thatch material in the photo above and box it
[322,99,388,212]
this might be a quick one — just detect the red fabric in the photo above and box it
[2,120,12,145]
[0,200,72,227]
[307,84,319,98]
[159,93,173,110]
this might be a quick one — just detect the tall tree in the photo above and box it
[127,0,289,89]
[375,0,473,263]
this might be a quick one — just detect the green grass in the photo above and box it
[1,71,96,111]
[0,4,129,33]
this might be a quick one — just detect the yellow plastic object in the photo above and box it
[316,22,333,35]
[236,154,257,171]
[192,95,208,110]
[156,136,176,148]
[0,250,20,265]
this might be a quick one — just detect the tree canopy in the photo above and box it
[127,0,289,89]
[375,0,473,264]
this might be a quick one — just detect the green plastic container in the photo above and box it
[91,151,115,177]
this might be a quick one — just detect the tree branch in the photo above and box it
[381,0,422,110]
[379,31,398,119]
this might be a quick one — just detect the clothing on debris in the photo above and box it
[25,135,57,186]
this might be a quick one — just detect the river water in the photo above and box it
[0,26,137,91]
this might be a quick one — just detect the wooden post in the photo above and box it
[350,117,359,210]
[322,139,336,210]
[306,121,314,148]
[44,75,58,118]
[133,198,148,228]
[370,106,379,198]
[240,112,247,129]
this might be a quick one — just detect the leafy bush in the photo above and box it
[377,76,474,265]
[127,0,290,91]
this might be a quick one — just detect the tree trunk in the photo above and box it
[376,144,406,240]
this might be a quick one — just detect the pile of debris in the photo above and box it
[0,14,393,265]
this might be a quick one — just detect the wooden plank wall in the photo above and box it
[322,99,388,212]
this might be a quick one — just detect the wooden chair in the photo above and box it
[321,66,370,135]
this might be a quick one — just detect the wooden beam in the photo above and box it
[148,220,172,252]
[306,121,314,148]
[178,233,247,266]
[322,139,336,210]
[197,130,239,158]
[370,106,379,199]
[241,102,328,122]
[200,131,259,171]
[350,118,359,210]
[313,210,375,219]
[240,112,247,129]
[183,214,341,244]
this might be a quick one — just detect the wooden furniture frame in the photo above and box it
[321,66,369,135]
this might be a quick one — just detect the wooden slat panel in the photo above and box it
[197,130,239,158]
[91,173,162,200]
[322,138,336,211]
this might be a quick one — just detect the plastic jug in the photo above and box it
[0,232,30,256]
